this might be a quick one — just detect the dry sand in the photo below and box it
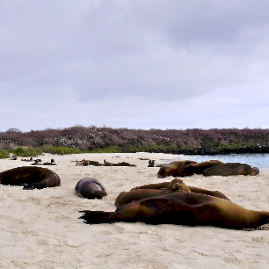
[0,152,269,269]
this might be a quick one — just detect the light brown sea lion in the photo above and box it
[115,179,191,207]
[79,192,269,230]
[203,163,259,176]
[75,178,107,199]
[130,178,230,200]
[175,160,224,177]
[157,160,197,178]
[0,166,60,190]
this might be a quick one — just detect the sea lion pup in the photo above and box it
[115,179,191,207]
[157,160,197,178]
[130,178,230,200]
[75,178,107,199]
[79,192,269,230]
[148,160,155,167]
[175,160,224,177]
[203,163,259,177]
[0,166,61,190]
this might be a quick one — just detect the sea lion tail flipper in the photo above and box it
[78,210,115,224]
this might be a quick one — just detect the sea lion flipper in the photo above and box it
[22,184,35,190]
[78,210,114,224]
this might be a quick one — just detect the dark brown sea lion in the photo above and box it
[112,162,136,167]
[203,163,259,176]
[175,160,224,177]
[0,166,61,190]
[75,178,107,199]
[157,160,197,178]
[130,178,230,200]
[43,159,57,165]
[115,179,191,207]
[79,192,269,230]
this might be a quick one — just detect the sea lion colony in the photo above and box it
[1,158,266,230]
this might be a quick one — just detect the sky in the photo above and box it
[1,0,269,132]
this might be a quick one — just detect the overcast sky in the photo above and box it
[1,0,269,132]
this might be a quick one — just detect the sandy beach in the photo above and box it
[0,152,269,269]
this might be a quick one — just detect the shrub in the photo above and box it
[13,147,29,157]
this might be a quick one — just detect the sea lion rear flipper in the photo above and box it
[78,210,115,224]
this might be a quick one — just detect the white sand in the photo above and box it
[0,152,269,269]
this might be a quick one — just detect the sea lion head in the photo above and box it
[169,179,191,193]
[250,167,259,176]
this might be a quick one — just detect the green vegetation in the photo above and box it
[41,145,86,155]
[1,126,269,158]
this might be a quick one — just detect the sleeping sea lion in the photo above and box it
[0,166,60,190]
[115,179,191,207]
[79,192,269,230]
[203,163,259,176]
[157,160,197,178]
[75,178,107,199]
[130,178,230,200]
[175,160,224,177]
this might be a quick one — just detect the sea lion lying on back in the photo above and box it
[79,192,269,230]
[0,166,60,190]
[203,163,259,176]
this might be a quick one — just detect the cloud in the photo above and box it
[1,1,269,131]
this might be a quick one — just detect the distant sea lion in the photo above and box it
[79,192,269,230]
[115,179,191,207]
[175,160,224,177]
[21,157,33,162]
[203,163,259,176]
[31,159,42,165]
[157,160,197,178]
[75,178,107,199]
[0,166,61,190]
[43,159,57,165]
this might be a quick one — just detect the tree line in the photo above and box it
[1,126,269,157]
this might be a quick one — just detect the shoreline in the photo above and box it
[1,153,269,268]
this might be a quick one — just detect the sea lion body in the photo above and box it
[79,192,269,230]
[176,160,224,177]
[75,178,107,199]
[203,163,259,176]
[115,179,191,207]
[130,178,229,200]
[157,160,197,178]
[0,166,60,189]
